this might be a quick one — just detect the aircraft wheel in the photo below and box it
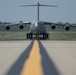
[30,33,33,39]
[26,34,29,39]
[42,33,49,39]
[42,33,45,39]
[26,34,28,39]
[46,34,48,39]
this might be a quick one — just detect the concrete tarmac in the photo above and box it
[0,40,76,75]
[0,41,31,75]
[41,40,76,75]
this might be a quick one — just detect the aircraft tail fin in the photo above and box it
[19,3,58,21]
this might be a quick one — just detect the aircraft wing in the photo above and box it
[22,21,31,25]
[42,21,76,30]
[0,21,31,30]
[42,21,53,25]
[54,23,76,28]
[43,21,76,26]
[42,21,64,26]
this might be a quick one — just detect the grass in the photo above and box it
[0,31,27,40]
[0,31,76,41]
[49,31,76,40]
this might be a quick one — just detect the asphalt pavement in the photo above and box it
[0,40,76,75]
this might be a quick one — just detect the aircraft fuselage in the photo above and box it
[29,21,47,34]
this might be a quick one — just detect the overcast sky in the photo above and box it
[0,0,76,23]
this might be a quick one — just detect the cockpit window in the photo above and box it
[35,23,37,26]
[38,22,41,25]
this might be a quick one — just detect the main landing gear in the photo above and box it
[26,33,49,40]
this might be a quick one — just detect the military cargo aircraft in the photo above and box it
[0,3,76,39]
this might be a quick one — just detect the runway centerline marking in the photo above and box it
[20,40,43,75]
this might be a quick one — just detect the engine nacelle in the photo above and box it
[51,25,56,29]
[64,26,70,31]
[19,25,24,29]
[5,26,10,30]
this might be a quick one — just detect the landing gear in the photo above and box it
[26,33,49,40]
[42,33,49,39]
[26,33,33,39]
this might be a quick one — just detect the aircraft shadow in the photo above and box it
[6,41,34,75]
[39,41,60,75]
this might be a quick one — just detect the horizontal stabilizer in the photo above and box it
[40,4,58,7]
[19,5,37,7]
[19,3,58,7]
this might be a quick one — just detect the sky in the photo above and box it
[0,0,76,23]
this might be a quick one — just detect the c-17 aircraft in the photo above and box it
[1,2,76,39]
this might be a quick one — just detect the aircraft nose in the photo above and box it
[35,23,39,28]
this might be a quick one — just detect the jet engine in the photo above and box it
[5,26,10,30]
[51,24,56,29]
[19,25,24,29]
[64,25,70,31]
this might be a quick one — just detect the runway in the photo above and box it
[0,40,76,75]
